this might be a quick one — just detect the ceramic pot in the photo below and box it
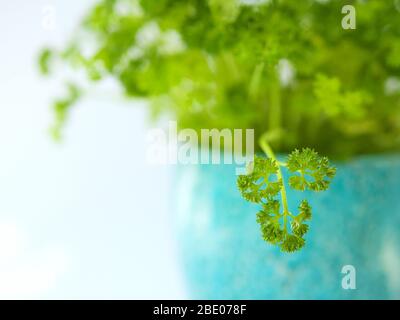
[173,155,400,299]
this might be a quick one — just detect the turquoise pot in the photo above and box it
[173,155,400,299]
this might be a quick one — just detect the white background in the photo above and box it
[0,0,185,299]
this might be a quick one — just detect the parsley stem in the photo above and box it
[259,134,290,230]
[269,71,281,149]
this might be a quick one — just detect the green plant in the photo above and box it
[39,0,400,156]
[237,133,335,252]
[39,0,400,251]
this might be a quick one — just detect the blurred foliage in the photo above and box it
[40,0,400,158]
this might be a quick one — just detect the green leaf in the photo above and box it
[287,148,336,192]
[291,221,309,237]
[261,221,285,245]
[208,0,240,25]
[50,83,81,141]
[288,175,307,191]
[298,199,312,221]
[281,234,305,253]
[38,48,53,75]
[256,200,280,226]
[237,156,282,203]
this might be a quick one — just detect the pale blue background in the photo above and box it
[0,0,185,299]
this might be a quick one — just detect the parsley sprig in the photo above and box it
[237,133,336,252]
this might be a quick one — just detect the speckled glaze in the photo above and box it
[173,155,400,299]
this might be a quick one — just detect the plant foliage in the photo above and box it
[39,0,400,157]
[41,0,400,251]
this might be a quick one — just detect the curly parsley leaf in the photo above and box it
[238,144,335,253]
[237,157,282,203]
[287,148,336,192]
